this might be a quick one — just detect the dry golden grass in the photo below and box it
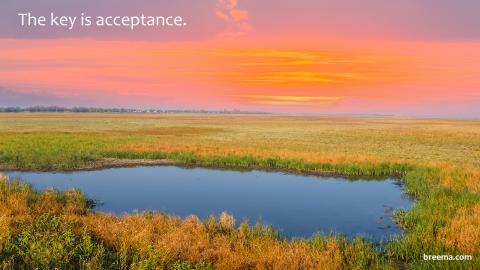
[440,204,480,254]
[119,142,382,164]
[0,174,8,239]
[436,165,480,193]
[0,186,86,230]
[70,212,348,270]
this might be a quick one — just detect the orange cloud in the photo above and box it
[210,48,413,88]
[215,0,252,35]
[230,9,249,21]
[238,95,342,107]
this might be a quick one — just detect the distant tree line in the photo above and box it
[0,106,270,115]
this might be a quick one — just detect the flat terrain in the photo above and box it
[1,113,479,169]
[1,113,479,269]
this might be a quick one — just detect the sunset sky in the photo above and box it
[1,0,479,117]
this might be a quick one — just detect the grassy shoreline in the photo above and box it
[0,157,406,181]
[1,113,479,269]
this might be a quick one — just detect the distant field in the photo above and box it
[1,113,479,269]
[1,113,479,168]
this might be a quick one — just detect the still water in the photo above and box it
[6,166,412,240]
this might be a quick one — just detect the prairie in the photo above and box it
[0,113,479,269]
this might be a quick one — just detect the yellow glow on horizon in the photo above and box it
[210,48,414,88]
[238,95,342,106]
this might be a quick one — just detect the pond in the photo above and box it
[5,166,412,240]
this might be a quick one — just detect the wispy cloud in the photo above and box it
[238,95,342,107]
[215,0,252,36]
[211,48,411,88]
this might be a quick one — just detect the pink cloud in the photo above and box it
[215,0,252,36]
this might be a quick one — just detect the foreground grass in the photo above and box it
[1,113,480,269]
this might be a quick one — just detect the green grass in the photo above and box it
[0,213,214,270]
[1,113,479,269]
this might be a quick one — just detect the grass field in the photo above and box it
[0,113,479,269]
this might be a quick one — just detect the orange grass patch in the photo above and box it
[74,213,346,270]
[118,142,383,165]
[437,165,480,193]
[440,204,480,254]
[0,181,88,233]
[110,127,225,136]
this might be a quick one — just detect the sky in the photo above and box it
[0,0,479,117]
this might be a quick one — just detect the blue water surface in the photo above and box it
[6,166,412,240]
